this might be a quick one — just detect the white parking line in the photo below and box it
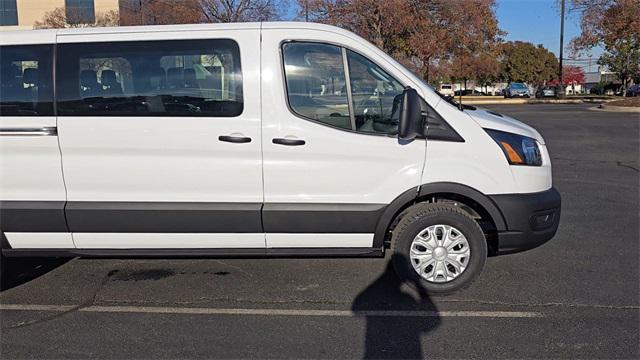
[0,304,542,318]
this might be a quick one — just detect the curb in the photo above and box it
[593,105,640,113]
[462,98,615,105]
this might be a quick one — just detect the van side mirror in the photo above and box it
[398,87,424,141]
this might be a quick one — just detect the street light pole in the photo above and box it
[305,0,309,22]
[557,0,566,98]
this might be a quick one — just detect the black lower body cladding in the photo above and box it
[0,201,68,232]
[64,202,263,233]
[0,201,387,235]
[0,187,561,257]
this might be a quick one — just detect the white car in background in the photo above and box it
[438,83,454,97]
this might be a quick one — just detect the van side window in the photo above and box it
[346,50,404,134]
[282,42,406,134]
[0,45,54,116]
[57,39,243,117]
[282,42,351,130]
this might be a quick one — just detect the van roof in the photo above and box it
[0,22,352,46]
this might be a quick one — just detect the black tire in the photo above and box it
[0,249,6,291]
[390,203,487,295]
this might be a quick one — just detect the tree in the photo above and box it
[561,65,586,85]
[119,0,203,26]
[298,0,412,56]
[120,0,285,26]
[548,65,586,93]
[441,0,502,86]
[466,52,501,93]
[297,0,503,85]
[200,0,286,22]
[499,41,558,87]
[33,7,119,29]
[569,0,640,95]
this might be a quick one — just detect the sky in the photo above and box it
[495,0,602,71]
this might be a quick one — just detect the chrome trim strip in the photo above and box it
[0,127,57,136]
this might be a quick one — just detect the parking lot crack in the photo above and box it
[213,260,254,278]
[3,270,117,330]
[552,157,639,172]
[616,161,639,172]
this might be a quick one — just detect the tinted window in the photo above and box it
[57,39,243,117]
[283,42,351,130]
[0,0,18,26]
[0,45,54,116]
[347,50,404,134]
[65,0,95,24]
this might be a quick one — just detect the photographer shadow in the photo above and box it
[352,254,441,359]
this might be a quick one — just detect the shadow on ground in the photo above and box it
[352,254,440,359]
[1,257,72,292]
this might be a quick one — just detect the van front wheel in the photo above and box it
[391,203,487,295]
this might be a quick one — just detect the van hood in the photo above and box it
[465,107,545,144]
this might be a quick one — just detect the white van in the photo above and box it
[0,23,560,293]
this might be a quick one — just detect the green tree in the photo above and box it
[499,41,558,87]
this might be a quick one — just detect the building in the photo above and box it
[584,68,620,94]
[0,0,120,31]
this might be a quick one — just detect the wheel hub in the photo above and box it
[409,224,471,283]
[433,246,447,260]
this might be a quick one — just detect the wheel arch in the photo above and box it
[373,182,506,249]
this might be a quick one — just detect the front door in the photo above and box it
[260,30,426,249]
[56,29,264,249]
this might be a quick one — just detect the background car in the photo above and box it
[535,86,556,98]
[504,82,530,98]
[438,83,454,97]
[454,89,486,96]
[626,84,640,97]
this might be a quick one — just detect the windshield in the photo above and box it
[512,83,527,89]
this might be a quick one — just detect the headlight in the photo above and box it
[485,129,542,166]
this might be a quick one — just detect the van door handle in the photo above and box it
[273,138,306,146]
[218,135,252,143]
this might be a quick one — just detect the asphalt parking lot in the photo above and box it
[1,104,638,359]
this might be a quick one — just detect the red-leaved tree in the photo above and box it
[548,65,586,93]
